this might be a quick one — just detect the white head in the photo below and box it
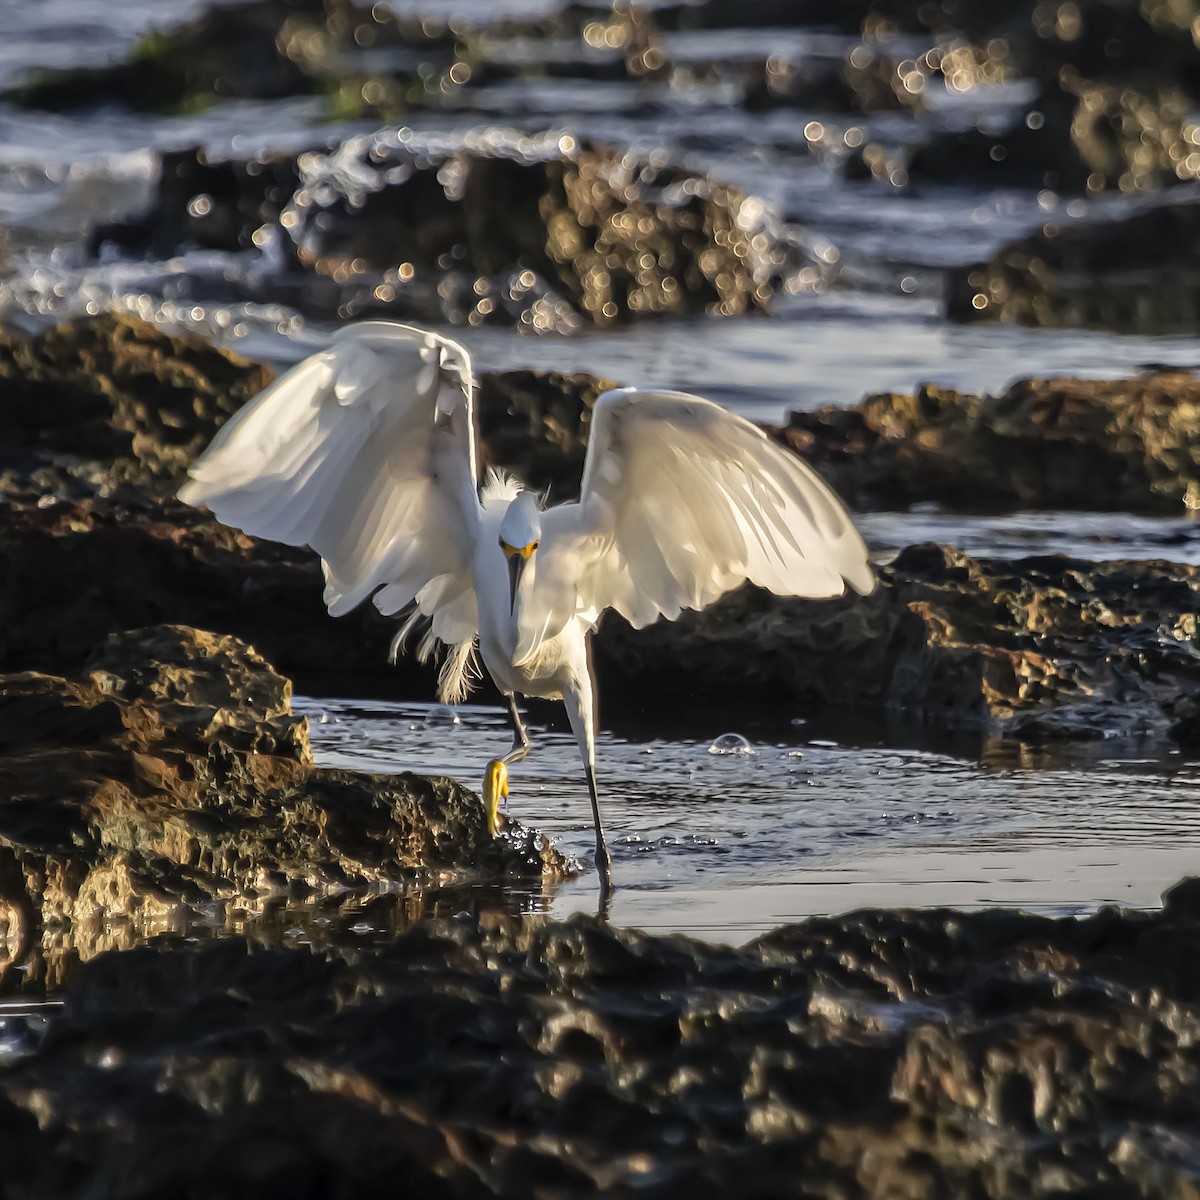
[498,491,542,613]
[498,491,542,556]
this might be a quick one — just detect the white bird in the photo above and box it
[180,321,874,895]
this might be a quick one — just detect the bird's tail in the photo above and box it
[389,608,480,706]
[437,637,481,706]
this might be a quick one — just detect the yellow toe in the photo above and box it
[483,758,509,837]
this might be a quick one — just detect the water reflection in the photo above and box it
[297,696,1200,943]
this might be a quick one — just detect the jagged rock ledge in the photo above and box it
[777,370,1200,514]
[7,883,1200,1196]
[598,543,1200,744]
[946,201,1200,334]
[0,625,569,966]
[88,135,790,330]
[7,314,1200,743]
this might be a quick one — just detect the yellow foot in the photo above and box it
[483,758,509,837]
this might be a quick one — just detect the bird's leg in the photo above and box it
[564,676,613,900]
[483,695,530,836]
[501,694,530,766]
[585,761,613,898]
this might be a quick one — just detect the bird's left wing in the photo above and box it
[179,321,481,643]
[537,387,874,638]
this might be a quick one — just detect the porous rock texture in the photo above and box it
[0,624,567,959]
[777,370,1200,514]
[947,201,1200,334]
[598,543,1200,743]
[90,140,785,329]
[0,312,272,494]
[7,886,1200,1196]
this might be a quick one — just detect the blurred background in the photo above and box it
[4,0,1200,420]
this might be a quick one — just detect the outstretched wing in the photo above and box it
[179,321,481,646]
[539,387,874,633]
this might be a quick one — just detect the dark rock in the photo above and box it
[89,146,303,258]
[778,372,1200,513]
[947,201,1200,333]
[0,312,272,493]
[0,494,416,685]
[596,543,1200,742]
[7,0,458,114]
[908,75,1198,193]
[744,49,926,114]
[0,625,568,954]
[7,0,667,120]
[11,893,1200,1195]
[91,139,789,328]
[477,368,618,500]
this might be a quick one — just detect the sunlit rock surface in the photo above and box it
[8,888,1200,1196]
[0,312,271,495]
[0,625,568,956]
[779,371,1200,513]
[90,135,791,329]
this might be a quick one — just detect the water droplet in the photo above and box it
[708,732,754,756]
[424,705,461,728]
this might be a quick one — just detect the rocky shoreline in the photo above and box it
[3,0,1200,1190]
[0,623,568,987]
[6,313,1200,746]
[7,885,1200,1197]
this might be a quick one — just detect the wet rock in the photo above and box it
[778,371,1200,513]
[0,312,272,494]
[9,892,1200,1195]
[89,146,304,258]
[93,137,788,329]
[477,368,618,500]
[744,49,927,114]
[653,0,1023,35]
[7,0,457,114]
[596,542,1200,742]
[947,200,1200,332]
[0,494,409,684]
[0,318,615,684]
[7,0,665,121]
[0,625,567,951]
[908,76,1200,193]
[844,0,1200,194]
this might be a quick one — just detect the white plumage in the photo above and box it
[180,320,874,894]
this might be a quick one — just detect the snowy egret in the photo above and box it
[180,321,874,895]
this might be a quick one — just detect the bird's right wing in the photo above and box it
[540,387,874,633]
[179,321,481,646]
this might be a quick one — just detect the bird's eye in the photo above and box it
[531,541,540,552]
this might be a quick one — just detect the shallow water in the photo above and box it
[4,0,1200,950]
[296,696,1200,944]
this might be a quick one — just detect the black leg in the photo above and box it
[501,694,530,765]
[586,762,613,908]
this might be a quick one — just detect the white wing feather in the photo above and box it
[179,321,481,652]
[539,387,874,635]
